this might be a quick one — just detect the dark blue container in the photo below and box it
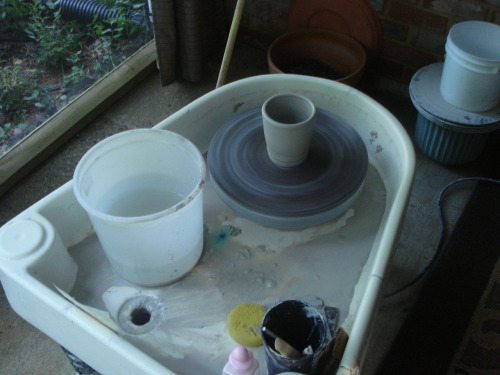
[261,300,327,375]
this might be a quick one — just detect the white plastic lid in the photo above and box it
[0,219,45,259]
[409,63,500,131]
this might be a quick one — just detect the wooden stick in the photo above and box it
[216,0,245,88]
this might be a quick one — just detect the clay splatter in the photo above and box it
[215,224,242,244]
[233,102,244,113]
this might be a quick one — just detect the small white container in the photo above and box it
[440,21,500,112]
[73,129,206,287]
[262,93,316,167]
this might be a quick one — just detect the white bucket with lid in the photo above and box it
[440,21,500,112]
[73,129,206,287]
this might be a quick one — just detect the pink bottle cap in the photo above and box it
[229,347,254,371]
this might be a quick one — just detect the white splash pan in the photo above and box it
[0,75,415,375]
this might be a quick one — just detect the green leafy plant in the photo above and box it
[64,65,87,88]
[1,0,152,156]
[0,0,32,37]
[24,87,57,114]
[25,0,86,70]
[0,63,38,123]
[91,0,147,65]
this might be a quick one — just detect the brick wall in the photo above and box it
[376,0,500,94]
[226,0,500,95]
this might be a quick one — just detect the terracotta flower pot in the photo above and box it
[267,28,367,87]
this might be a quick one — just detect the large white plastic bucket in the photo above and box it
[440,21,500,112]
[73,129,206,287]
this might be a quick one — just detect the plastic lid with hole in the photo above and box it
[0,220,45,259]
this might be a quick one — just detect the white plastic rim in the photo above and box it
[440,21,500,112]
[446,21,500,67]
[73,129,206,223]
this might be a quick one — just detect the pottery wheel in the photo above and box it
[207,107,368,229]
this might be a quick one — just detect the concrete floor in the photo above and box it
[0,44,490,375]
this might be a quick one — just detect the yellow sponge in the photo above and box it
[227,303,267,347]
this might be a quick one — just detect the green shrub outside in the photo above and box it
[1,0,148,137]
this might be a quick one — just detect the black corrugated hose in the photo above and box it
[55,0,147,25]
[59,0,119,23]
